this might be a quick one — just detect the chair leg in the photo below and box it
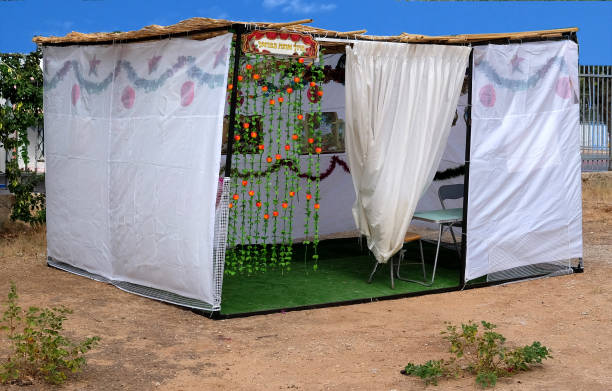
[368,258,396,289]
[419,239,426,280]
[367,260,378,283]
[448,225,461,258]
[389,257,395,289]
[396,240,431,286]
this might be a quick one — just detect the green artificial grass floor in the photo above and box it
[220,238,462,315]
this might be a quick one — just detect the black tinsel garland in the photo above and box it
[226,155,464,182]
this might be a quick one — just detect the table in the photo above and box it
[411,208,463,285]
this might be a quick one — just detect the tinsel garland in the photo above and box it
[229,155,349,181]
[476,55,567,91]
[228,155,464,181]
[433,164,465,180]
[44,56,226,92]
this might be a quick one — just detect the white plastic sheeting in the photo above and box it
[44,34,232,304]
[345,42,471,263]
[466,40,582,281]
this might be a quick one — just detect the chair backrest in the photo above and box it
[438,184,464,209]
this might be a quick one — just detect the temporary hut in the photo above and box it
[34,18,583,316]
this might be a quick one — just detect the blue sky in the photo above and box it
[1,1,611,64]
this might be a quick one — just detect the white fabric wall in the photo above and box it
[44,35,231,304]
[466,40,582,281]
[345,42,471,263]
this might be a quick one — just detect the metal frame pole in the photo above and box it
[224,26,244,178]
[460,49,474,287]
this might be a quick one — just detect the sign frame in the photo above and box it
[241,30,319,59]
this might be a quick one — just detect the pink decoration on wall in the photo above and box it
[510,54,525,73]
[148,55,162,74]
[121,86,135,109]
[479,84,496,107]
[71,84,80,106]
[555,77,572,99]
[181,81,195,107]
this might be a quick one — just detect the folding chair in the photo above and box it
[367,232,427,289]
[438,184,464,257]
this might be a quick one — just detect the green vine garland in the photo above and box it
[224,46,325,275]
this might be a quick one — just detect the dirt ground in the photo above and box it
[0,197,611,390]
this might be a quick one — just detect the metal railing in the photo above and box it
[580,65,611,171]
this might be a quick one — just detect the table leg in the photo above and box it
[429,223,443,285]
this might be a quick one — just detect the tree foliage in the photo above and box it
[0,49,45,225]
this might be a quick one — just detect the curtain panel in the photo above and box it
[345,42,470,263]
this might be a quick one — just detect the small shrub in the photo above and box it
[402,320,552,388]
[0,282,100,385]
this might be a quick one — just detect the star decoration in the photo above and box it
[88,55,101,76]
[510,54,525,73]
[213,46,229,68]
[148,55,162,74]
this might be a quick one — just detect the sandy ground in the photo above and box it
[0,198,610,390]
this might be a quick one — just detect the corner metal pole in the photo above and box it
[224,26,244,178]
[460,49,473,287]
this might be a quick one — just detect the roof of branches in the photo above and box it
[32,16,578,48]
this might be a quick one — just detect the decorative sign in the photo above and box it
[242,30,319,58]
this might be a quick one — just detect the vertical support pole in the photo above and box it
[460,49,473,288]
[225,26,244,178]
[608,66,612,171]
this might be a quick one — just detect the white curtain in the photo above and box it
[345,42,470,263]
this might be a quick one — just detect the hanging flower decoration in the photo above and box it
[307,84,321,103]
[225,47,325,275]
[227,90,244,107]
